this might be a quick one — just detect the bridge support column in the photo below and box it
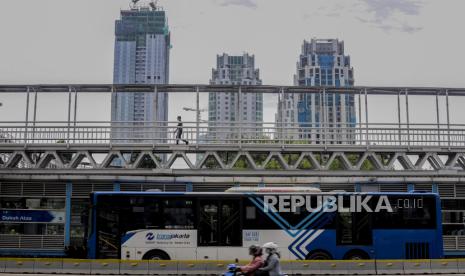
[432,183,438,194]
[64,182,72,247]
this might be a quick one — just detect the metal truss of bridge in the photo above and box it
[1,144,465,174]
[2,84,465,180]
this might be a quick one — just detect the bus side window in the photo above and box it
[336,212,373,245]
[198,201,219,246]
[372,196,436,229]
[243,199,279,230]
[163,199,195,229]
[336,196,372,246]
[198,199,242,246]
[220,200,241,246]
[246,206,256,220]
[337,213,353,244]
[145,201,163,229]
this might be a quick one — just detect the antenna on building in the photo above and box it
[130,0,160,10]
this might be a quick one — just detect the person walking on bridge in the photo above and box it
[175,116,189,145]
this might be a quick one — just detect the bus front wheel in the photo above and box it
[343,250,370,260]
[142,249,170,260]
[305,250,332,260]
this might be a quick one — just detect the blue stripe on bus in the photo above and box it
[248,197,293,236]
[291,213,335,259]
[121,232,136,245]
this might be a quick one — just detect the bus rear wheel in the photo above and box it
[142,250,170,260]
[343,250,370,260]
[305,250,332,260]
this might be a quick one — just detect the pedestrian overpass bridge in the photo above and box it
[1,84,465,183]
[1,84,465,255]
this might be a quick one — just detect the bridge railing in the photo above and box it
[1,120,465,147]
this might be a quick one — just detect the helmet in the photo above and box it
[262,242,278,250]
[248,244,262,255]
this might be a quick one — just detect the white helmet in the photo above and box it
[262,242,278,250]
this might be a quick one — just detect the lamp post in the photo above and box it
[183,107,207,144]
[182,107,207,122]
[0,102,6,143]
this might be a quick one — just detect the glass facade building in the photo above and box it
[209,53,263,140]
[111,4,170,143]
[276,39,355,143]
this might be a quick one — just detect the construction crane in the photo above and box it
[130,0,159,10]
[149,0,159,10]
[130,0,140,9]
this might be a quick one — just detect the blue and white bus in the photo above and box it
[86,187,443,260]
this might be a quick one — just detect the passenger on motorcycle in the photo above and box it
[258,242,283,276]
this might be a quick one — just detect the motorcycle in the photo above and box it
[222,263,241,276]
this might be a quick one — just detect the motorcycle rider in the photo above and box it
[237,244,264,276]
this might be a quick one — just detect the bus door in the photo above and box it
[336,211,373,247]
[96,206,121,259]
[197,199,242,259]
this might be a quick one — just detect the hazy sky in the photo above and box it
[1,0,465,123]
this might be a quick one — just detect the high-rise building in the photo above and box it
[209,53,263,140]
[276,39,355,143]
[111,1,170,143]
